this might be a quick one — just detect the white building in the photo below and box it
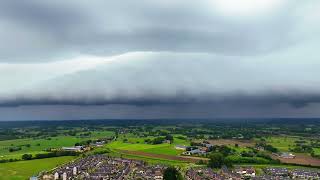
[54,172,59,180]
[73,167,77,175]
[62,172,67,180]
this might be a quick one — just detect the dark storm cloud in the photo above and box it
[0,1,320,120]
[1,51,320,110]
[1,92,320,109]
[0,0,309,62]
[0,1,84,28]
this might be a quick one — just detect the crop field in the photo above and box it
[271,153,320,167]
[117,149,207,163]
[108,148,189,167]
[0,131,114,160]
[0,156,76,180]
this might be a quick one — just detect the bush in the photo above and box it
[22,154,32,160]
[9,146,21,152]
[152,137,165,144]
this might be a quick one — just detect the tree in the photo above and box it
[163,167,183,180]
[208,153,224,168]
[152,137,165,144]
[22,154,32,160]
[208,152,233,168]
[218,145,233,156]
[165,134,174,143]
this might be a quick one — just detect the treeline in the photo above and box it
[143,135,174,145]
[0,151,80,163]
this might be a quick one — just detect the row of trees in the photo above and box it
[22,151,80,160]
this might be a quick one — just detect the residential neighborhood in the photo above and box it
[34,154,320,180]
[40,155,162,180]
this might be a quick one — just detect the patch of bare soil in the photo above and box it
[117,149,208,163]
[271,153,320,166]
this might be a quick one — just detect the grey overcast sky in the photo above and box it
[0,0,320,120]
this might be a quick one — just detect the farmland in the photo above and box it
[0,119,320,179]
[0,131,114,160]
[265,136,300,152]
[106,134,189,156]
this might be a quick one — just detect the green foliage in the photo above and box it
[9,146,22,152]
[256,141,278,153]
[0,130,114,160]
[21,154,32,160]
[152,137,165,144]
[33,151,80,159]
[208,153,232,168]
[226,155,279,164]
[217,145,234,156]
[163,167,183,180]
[165,134,174,143]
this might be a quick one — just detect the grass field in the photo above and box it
[265,136,300,151]
[104,134,191,166]
[0,131,114,160]
[0,156,75,180]
[106,134,189,156]
[313,148,320,155]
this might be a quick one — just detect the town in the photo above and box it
[39,155,165,180]
[34,154,320,180]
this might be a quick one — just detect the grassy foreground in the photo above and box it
[0,156,75,180]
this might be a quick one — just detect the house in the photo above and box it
[183,149,207,155]
[235,167,256,177]
[255,146,265,151]
[186,168,223,180]
[175,145,187,150]
[204,143,213,148]
[91,141,105,147]
[62,146,83,152]
[291,169,320,179]
[29,176,38,180]
[200,146,209,152]
[280,152,296,159]
[264,167,289,177]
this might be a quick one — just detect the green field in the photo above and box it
[0,156,75,180]
[106,134,189,156]
[0,131,114,160]
[265,136,300,151]
[313,148,320,155]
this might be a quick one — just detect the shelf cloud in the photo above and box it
[0,1,320,120]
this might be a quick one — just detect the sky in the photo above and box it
[0,0,320,120]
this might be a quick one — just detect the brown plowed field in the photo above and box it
[271,154,320,166]
[117,149,208,163]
